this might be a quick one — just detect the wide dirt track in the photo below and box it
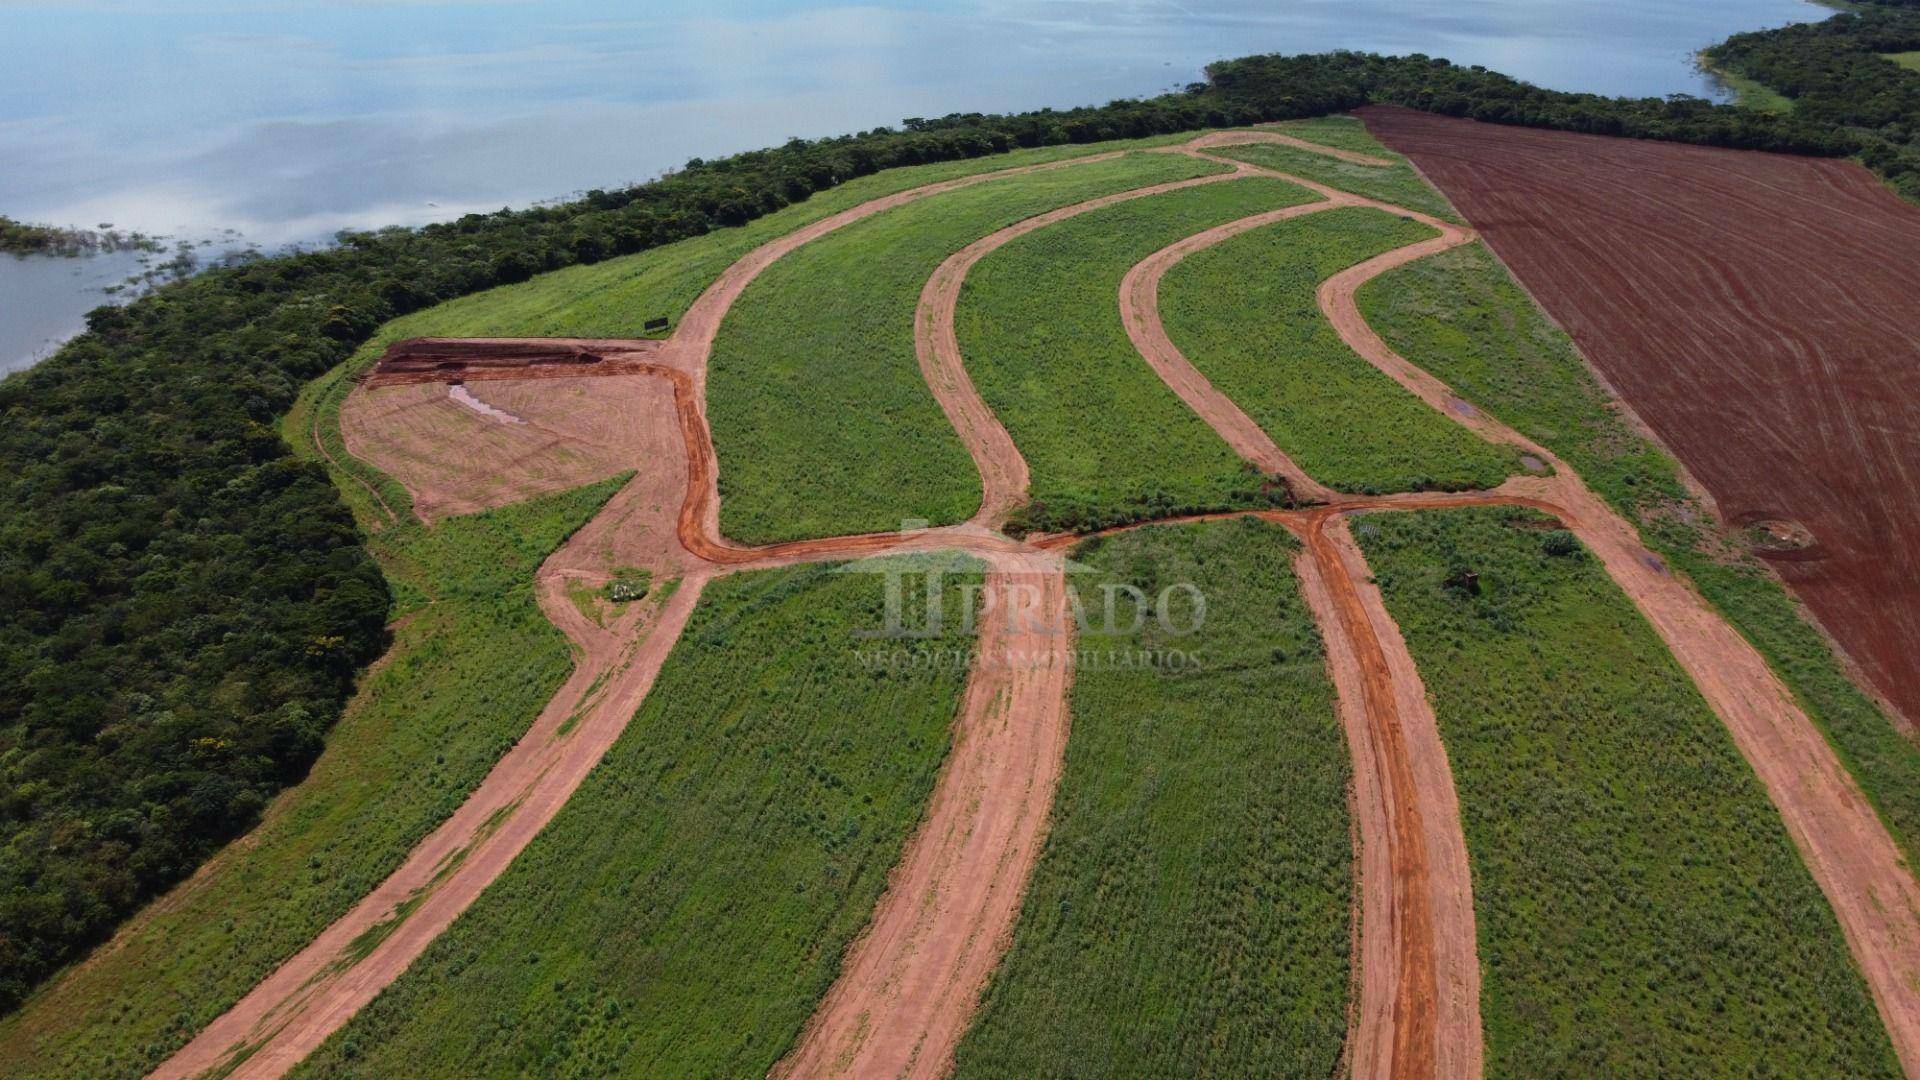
[1360,104,1920,727]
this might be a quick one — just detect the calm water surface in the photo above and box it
[0,0,1826,370]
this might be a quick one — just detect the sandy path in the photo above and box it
[774,550,1074,1079]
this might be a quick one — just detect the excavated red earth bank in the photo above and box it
[1359,103,1920,729]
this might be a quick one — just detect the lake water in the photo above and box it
[0,0,1827,371]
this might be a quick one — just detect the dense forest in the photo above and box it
[0,20,1909,1011]
[1706,5,1920,198]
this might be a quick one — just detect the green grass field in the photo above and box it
[0,385,623,1079]
[293,555,981,1077]
[955,177,1315,535]
[1359,241,1920,873]
[1159,206,1519,493]
[954,517,1352,1077]
[1211,136,1464,223]
[1885,50,1920,73]
[1264,114,1402,157]
[1354,506,1897,1077]
[708,151,1227,544]
[345,135,1206,346]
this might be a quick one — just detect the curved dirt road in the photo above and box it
[153,569,709,1080]
[774,550,1073,1079]
[1289,512,1483,1080]
[1119,200,1348,503]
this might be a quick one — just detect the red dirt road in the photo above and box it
[774,550,1074,1079]
[152,573,709,1080]
[1360,104,1920,730]
[1291,513,1483,1080]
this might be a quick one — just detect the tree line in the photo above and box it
[0,25,1908,1012]
[1705,4,1920,199]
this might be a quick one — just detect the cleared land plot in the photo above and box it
[1211,137,1463,223]
[954,518,1352,1077]
[1885,51,1920,73]
[709,152,1226,544]
[1355,506,1898,1077]
[1359,241,1920,866]
[0,469,623,1080]
[1159,207,1518,493]
[347,137,1200,344]
[955,177,1313,534]
[341,376,667,521]
[1361,103,1920,730]
[293,556,981,1078]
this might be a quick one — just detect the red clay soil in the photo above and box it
[1289,136,1920,1072]
[1119,134,1920,1076]
[774,550,1074,1079]
[1119,196,1344,502]
[1359,103,1920,729]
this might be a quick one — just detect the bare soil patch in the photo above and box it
[339,375,668,523]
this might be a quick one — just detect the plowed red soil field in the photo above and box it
[1359,104,1920,727]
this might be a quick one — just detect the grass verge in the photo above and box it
[954,517,1351,1077]
[709,151,1226,543]
[293,555,981,1077]
[1161,206,1519,493]
[1354,506,1898,1077]
[956,177,1315,535]
[1359,241,1920,872]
